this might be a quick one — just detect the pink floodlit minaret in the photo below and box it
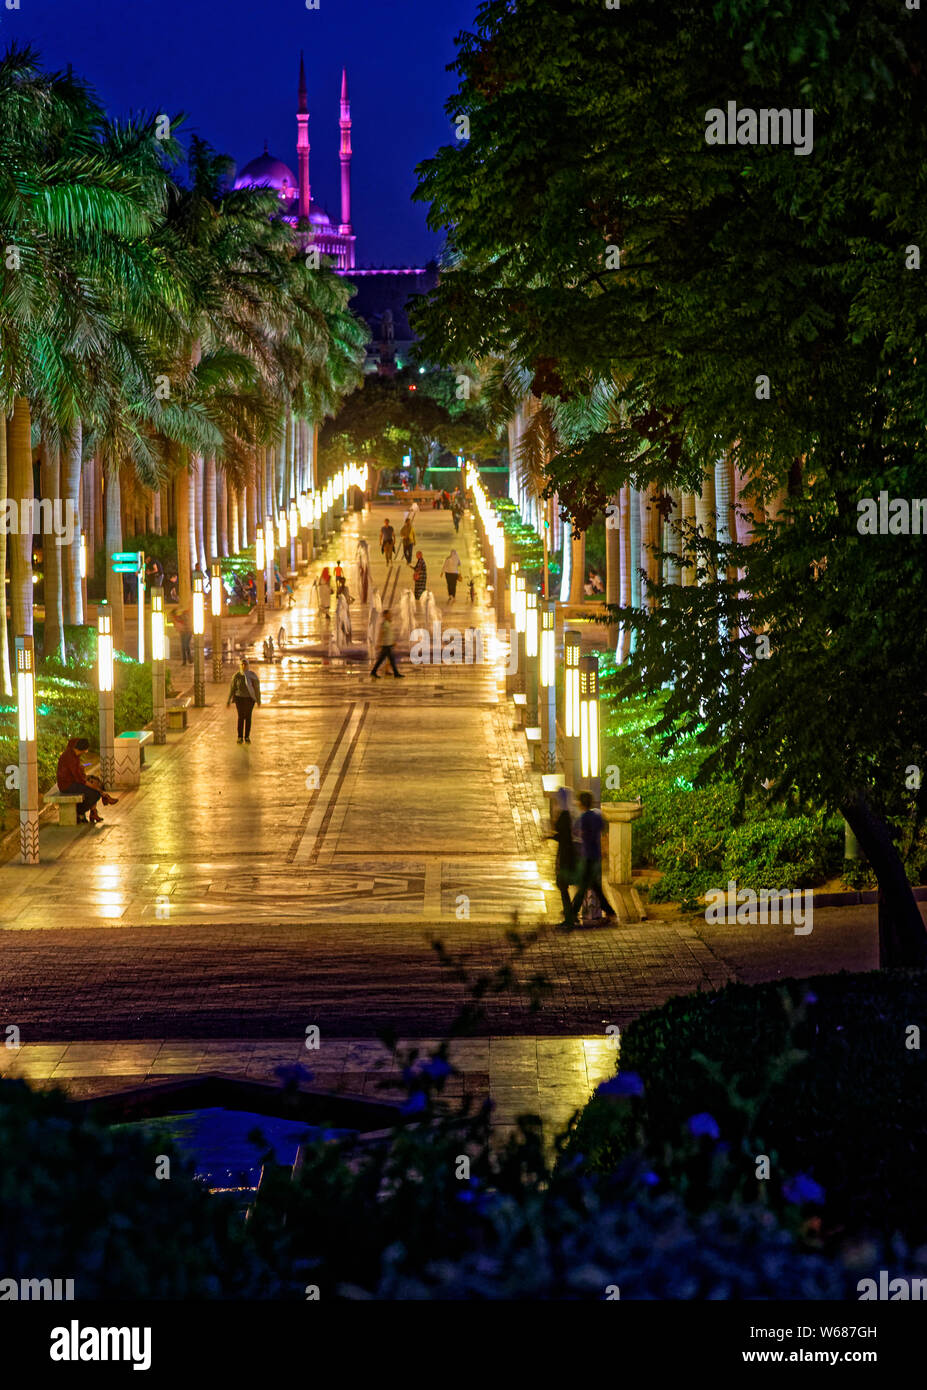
[297,53,310,223]
[339,67,354,263]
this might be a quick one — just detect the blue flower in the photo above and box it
[597,1071,644,1098]
[400,1092,427,1116]
[688,1112,721,1140]
[641,1170,660,1187]
[803,990,818,1005]
[783,1173,826,1205]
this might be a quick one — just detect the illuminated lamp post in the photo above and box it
[255,527,266,624]
[79,534,88,623]
[493,522,506,626]
[312,491,322,554]
[136,549,146,664]
[563,628,581,788]
[151,586,167,743]
[508,572,526,700]
[289,499,298,571]
[265,513,275,606]
[538,600,558,776]
[192,570,206,707]
[15,635,38,865]
[525,588,539,726]
[97,602,116,789]
[211,560,223,683]
[578,654,601,804]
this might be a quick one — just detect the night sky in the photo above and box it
[4,0,478,267]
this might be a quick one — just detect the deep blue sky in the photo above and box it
[4,0,478,266]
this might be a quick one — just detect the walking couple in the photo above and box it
[551,788,616,927]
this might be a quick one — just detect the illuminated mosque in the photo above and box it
[235,57,437,372]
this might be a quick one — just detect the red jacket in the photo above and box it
[56,740,87,791]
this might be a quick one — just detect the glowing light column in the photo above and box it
[79,535,88,624]
[151,586,167,744]
[265,514,275,607]
[192,570,206,707]
[563,629,581,789]
[211,561,223,683]
[255,527,266,624]
[538,601,558,776]
[15,635,39,865]
[578,654,601,805]
[525,588,539,727]
[97,602,116,790]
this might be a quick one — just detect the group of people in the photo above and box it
[551,788,616,927]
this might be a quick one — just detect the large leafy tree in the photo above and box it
[413,0,927,964]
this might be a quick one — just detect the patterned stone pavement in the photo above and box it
[0,501,883,1138]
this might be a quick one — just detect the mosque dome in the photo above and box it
[234,148,299,203]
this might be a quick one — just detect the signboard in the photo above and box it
[111,550,145,576]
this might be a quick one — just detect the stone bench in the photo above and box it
[43,790,85,827]
[167,697,193,733]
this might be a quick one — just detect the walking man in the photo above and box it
[399,514,416,565]
[227,656,261,744]
[370,607,403,678]
[380,518,396,567]
[550,787,580,927]
[172,608,192,665]
[574,792,617,922]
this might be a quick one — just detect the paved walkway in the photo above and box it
[0,502,886,1139]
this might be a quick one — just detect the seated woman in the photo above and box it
[55,737,115,825]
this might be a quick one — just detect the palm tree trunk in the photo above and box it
[92,456,104,563]
[617,484,631,663]
[605,495,620,605]
[104,465,126,651]
[229,485,240,555]
[194,454,207,571]
[680,493,696,585]
[175,464,192,609]
[40,437,65,664]
[0,415,11,694]
[62,421,83,627]
[276,435,286,512]
[8,399,34,639]
[217,470,229,557]
[695,469,717,582]
[665,488,682,585]
[82,454,94,558]
[188,455,199,577]
[205,455,217,563]
[569,529,585,606]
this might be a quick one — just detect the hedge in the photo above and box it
[565,970,927,1246]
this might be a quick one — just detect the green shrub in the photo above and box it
[565,970,927,1245]
[723,816,842,890]
[602,693,844,902]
